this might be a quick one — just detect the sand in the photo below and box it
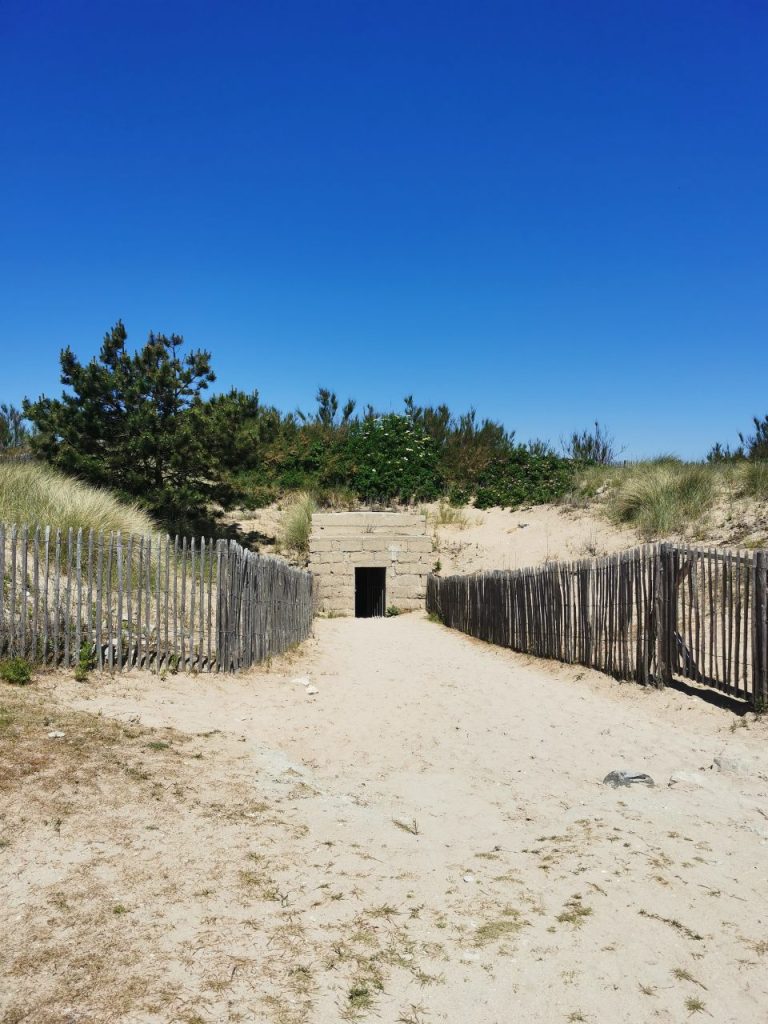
[4,613,768,1023]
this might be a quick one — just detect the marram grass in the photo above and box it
[0,461,157,537]
[279,490,316,554]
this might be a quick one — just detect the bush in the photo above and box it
[563,421,617,465]
[0,657,32,686]
[609,463,716,538]
[346,415,442,503]
[474,448,574,509]
[279,491,316,554]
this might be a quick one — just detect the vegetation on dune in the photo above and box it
[0,461,157,537]
[6,323,767,545]
[608,462,717,539]
[278,490,316,555]
[23,322,227,535]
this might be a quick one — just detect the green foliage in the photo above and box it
[563,420,617,465]
[74,642,95,683]
[474,447,574,509]
[345,415,442,503]
[386,605,402,616]
[23,322,223,534]
[0,403,29,449]
[0,657,32,686]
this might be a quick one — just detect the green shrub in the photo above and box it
[0,657,32,686]
[609,463,716,538]
[74,641,95,682]
[279,491,316,554]
[474,448,574,509]
[346,415,442,503]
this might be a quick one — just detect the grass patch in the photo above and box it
[608,462,716,538]
[278,490,316,555]
[475,908,527,946]
[0,461,157,536]
[741,460,768,500]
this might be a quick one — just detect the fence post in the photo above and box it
[753,550,768,710]
[655,543,674,688]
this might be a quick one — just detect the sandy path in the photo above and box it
[43,613,768,1024]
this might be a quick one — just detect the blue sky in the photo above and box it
[1,0,766,458]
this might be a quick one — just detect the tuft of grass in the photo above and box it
[609,463,716,539]
[279,490,316,555]
[741,460,768,500]
[0,657,32,686]
[556,897,593,928]
[0,461,157,536]
[685,996,706,1014]
[431,501,469,529]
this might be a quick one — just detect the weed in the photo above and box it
[112,904,128,915]
[639,909,703,941]
[638,984,656,996]
[556,897,593,928]
[386,605,403,617]
[0,657,32,686]
[685,996,706,1014]
[393,818,420,836]
[146,740,170,751]
[475,909,527,946]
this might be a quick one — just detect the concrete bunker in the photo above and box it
[308,511,431,617]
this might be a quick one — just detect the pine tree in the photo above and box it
[24,322,224,533]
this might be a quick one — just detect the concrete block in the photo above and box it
[404,537,433,554]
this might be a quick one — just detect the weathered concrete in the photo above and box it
[309,511,432,615]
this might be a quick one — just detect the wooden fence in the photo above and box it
[427,543,768,707]
[0,523,313,672]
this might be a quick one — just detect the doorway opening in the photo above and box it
[355,567,386,618]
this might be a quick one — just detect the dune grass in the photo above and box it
[608,462,717,538]
[741,460,768,500]
[0,461,157,537]
[278,490,316,554]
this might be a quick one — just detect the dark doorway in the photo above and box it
[355,567,386,618]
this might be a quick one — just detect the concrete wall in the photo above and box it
[308,511,431,615]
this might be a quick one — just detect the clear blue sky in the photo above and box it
[1,1,766,458]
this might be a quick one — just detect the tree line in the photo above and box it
[5,322,765,536]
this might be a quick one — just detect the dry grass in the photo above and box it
[278,491,316,555]
[0,461,157,537]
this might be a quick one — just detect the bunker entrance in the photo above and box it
[355,567,386,618]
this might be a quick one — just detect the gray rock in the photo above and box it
[603,770,655,788]
[714,754,751,777]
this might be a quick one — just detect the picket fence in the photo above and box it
[427,543,768,707]
[0,523,313,672]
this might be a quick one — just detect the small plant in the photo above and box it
[393,818,420,836]
[685,996,706,1014]
[74,641,95,682]
[0,657,32,686]
[279,490,316,555]
[112,904,128,915]
[432,559,442,573]
[386,605,402,617]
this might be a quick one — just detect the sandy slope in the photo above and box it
[5,614,768,1023]
[426,503,640,575]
